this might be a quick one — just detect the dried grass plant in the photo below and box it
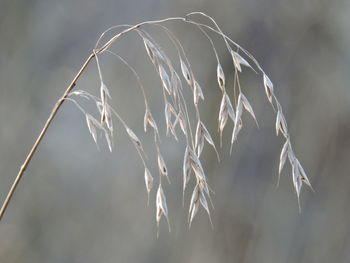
[0,12,313,235]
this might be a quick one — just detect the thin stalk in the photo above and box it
[0,53,95,220]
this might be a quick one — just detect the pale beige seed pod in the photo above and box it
[180,58,192,86]
[100,81,111,106]
[217,63,225,91]
[86,114,101,145]
[157,153,168,179]
[263,74,274,105]
[143,38,156,64]
[104,129,113,152]
[188,185,200,227]
[159,64,172,95]
[231,50,252,72]
[126,127,146,156]
[239,93,258,127]
[276,110,288,137]
[231,99,243,145]
[193,80,204,106]
[156,184,170,236]
[144,109,158,133]
[279,138,290,175]
[183,146,192,198]
[144,168,153,205]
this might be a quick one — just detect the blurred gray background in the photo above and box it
[0,0,350,262]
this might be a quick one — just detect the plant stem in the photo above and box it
[0,53,95,220]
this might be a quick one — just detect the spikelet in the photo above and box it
[180,58,192,86]
[217,63,225,91]
[144,168,153,205]
[156,184,171,237]
[231,50,252,72]
[263,73,274,105]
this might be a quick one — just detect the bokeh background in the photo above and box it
[1,0,350,262]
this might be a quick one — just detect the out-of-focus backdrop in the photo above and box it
[1,0,350,262]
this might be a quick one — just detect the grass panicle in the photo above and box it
[0,13,313,234]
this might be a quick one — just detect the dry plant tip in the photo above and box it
[0,13,312,231]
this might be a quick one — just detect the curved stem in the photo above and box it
[96,17,185,54]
